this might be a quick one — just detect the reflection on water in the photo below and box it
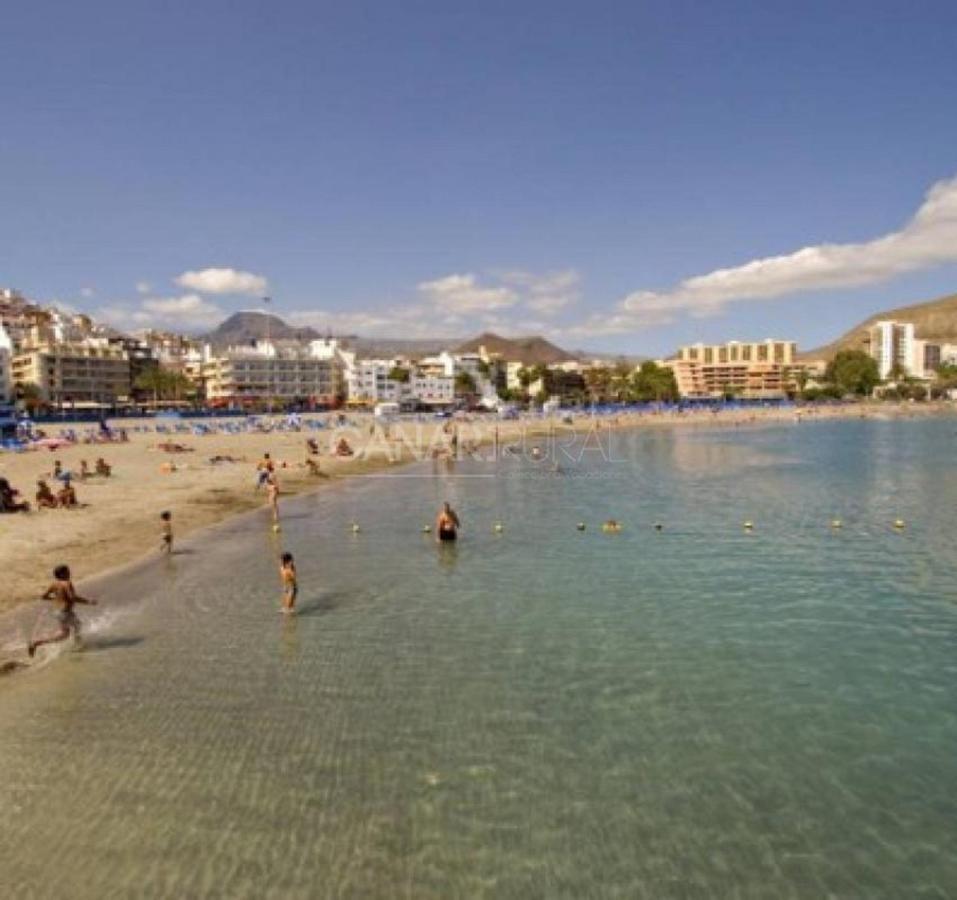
[1,418,957,898]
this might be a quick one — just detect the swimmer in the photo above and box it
[160,510,173,554]
[279,552,298,613]
[28,564,97,656]
[435,501,461,543]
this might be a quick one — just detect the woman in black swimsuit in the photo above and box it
[435,501,461,542]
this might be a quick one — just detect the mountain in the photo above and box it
[204,311,322,346]
[351,337,458,358]
[455,332,576,365]
[805,291,957,360]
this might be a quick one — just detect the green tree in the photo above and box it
[630,361,679,402]
[454,371,477,395]
[824,350,880,397]
[387,366,410,383]
[16,382,44,414]
[584,366,612,403]
[886,361,908,383]
[134,368,195,404]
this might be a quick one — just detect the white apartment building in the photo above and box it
[868,321,916,379]
[201,341,344,406]
[0,324,13,404]
[410,371,455,406]
[345,359,406,405]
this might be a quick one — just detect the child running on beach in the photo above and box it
[160,510,173,554]
[279,552,297,613]
[28,565,97,656]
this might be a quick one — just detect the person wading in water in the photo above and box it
[435,501,461,543]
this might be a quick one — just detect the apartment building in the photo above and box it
[665,339,798,399]
[0,324,13,404]
[201,342,344,406]
[13,338,132,407]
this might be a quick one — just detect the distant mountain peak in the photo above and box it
[204,311,322,346]
[454,332,576,365]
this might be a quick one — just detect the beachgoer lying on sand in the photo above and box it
[35,479,57,509]
[209,454,240,464]
[95,457,112,477]
[28,565,97,656]
[305,458,321,476]
[0,477,30,513]
[156,441,193,453]
[306,438,320,455]
[335,438,354,457]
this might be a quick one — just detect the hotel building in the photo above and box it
[12,338,132,407]
[664,339,798,399]
[866,320,942,379]
[201,341,345,406]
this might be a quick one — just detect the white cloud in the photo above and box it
[98,293,224,332]
[286,305,464,339]
[501,268,581,314]
[621,173,957,320]
[135,281,152,294]
[417,273,518,313]
[175,267,268,296]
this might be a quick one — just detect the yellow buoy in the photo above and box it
[492,522,504,533]
[830,519,842,529]
[893,519,905,530]
[351,523,361,533]
[743,521,754,531]
[272,524,281,533]
[422,525,431,534]
[602,521,622,533]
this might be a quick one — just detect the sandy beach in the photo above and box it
[0,402,952,615]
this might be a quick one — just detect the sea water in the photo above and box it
[1,418,956,898]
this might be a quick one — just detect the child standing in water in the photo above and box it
[28,565,97,656]
[160,510,173,554]
[279,552,298,613]
[266,472,280,525]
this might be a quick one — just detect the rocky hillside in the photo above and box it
[804,291,957,359]
[455,332,576,365]
[204,311,321,347]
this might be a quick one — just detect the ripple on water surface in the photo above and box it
[1,418,957,898]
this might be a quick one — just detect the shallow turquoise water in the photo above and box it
[1,418,957,898]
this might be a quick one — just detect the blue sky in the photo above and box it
[3,0,957,355]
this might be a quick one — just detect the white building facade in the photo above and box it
[0,324,13,404]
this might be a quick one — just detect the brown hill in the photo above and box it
[804,291,957,360]
[455,332,576,365]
